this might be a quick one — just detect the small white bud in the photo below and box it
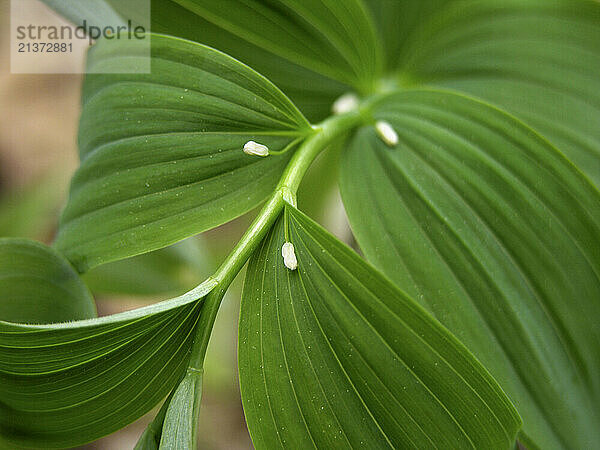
[243,141,269,157]
[281,242,298,270]
[332,93,359,115]
[375,120,398,147]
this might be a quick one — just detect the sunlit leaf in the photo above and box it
[340,89,600,449]
[239,206,521,449]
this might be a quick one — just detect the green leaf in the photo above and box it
[166,0,382,92]
[239,206,521,449]
[363,0,456,71]
[159,368,203,449]
[128,0,378,120]
[400,0,600,185]
[0,278,217,448]
[83,238,211,297]
[339,89,600,449]
[46,0,382,121]
[0,238,96,324]
[54,33,312,272]
[134,397,171,450]
[134,366,203,450]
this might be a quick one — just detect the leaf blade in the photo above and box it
[55,33,312,271]
[239,206,521,449]
[167,0,382,93]
[0,238,96,324]
[400,0,600,185]
[339,89,600,449]
[0,278,216,448]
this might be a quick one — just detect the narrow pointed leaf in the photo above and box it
[134,396,172,450]
[54,33,312,272]
[0,278,216,448]
[0,238,96,324]
[239,206,521,449]
[340,89,600,449]
[159,368,203,449]
[134,364,203,450]
[400,0,600,185]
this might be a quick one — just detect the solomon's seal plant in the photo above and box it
[2,0,600,449]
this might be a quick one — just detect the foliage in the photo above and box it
[1,0,599,449]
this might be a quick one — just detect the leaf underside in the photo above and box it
[0,279,216,448]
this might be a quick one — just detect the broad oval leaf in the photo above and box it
[0,238,96,324]
[46,0,383,120]
[54,33,312,272]
[239,206,521,449]
[0,278,216,448]
[167,0,382,93]
[339,90,600,449]
[82,0,381,121]
[400,0,600,186]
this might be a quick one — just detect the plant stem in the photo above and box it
[187,109,364,370]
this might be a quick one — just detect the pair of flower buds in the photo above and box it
[245,94,398,271]
[243,120,398,158]
[244,92,398,158]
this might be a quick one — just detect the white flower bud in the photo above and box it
[243,141,269,156]
[332,93,359,115]
[375,120,398,147]
[281,242,298,270]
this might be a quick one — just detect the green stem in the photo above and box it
[187,109,364,370]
